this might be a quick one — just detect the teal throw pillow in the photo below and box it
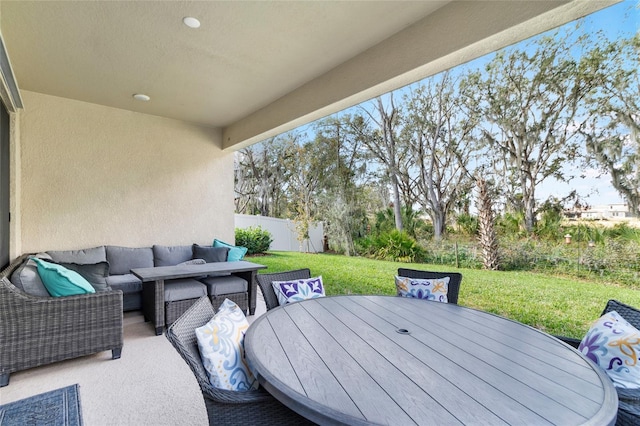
[32,258,96,297]
[213,239,248,262]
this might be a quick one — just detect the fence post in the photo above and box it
[455,242,459,268]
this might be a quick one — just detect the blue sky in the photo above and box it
[536,0,638,207]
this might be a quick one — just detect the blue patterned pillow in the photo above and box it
[272,276,325,306]
[195,299,258,391]
[579,311,640,390]
[394,276,449,303]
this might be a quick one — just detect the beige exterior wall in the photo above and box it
[17,91,234,254]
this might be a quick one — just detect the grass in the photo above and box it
[251,251,640,339]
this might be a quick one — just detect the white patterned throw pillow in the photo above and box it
[394,276,449,303]
[579,310,640,390]
[272,276,325,306]
[195,299,257,391]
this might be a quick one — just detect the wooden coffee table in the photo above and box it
[132,261,266,335]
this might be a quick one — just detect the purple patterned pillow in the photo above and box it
[579,311,640,389]
[271,276,325,306]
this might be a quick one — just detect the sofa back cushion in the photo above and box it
[153,245,193,267]
[11,254,52,297]
[47,246,107,264]
[192,244,229,263]
[106,246,154,275]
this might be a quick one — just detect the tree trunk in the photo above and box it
[432,209,445,241]
[523,188,536,233]
[390,173,403,231]
[477,177,500,270]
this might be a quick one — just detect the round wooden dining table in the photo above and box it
[244,295,617,425]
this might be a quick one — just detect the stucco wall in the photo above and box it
[18,91,234,254]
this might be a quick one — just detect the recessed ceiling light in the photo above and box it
[183,16,200,29]
[133,93,150,102]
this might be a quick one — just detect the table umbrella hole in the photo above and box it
[396,328,410,335]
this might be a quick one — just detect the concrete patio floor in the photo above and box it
[0,289,268,425]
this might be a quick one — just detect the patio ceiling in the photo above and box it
[1,1,617,150]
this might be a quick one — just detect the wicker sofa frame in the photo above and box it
[166,296,314,425]
[0,254,123,387]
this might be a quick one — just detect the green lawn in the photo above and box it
[252,251,640,339]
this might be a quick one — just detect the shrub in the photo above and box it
[358,230,425,263]
[372,207,432,240]
[235,226,273,255]
[455,213,479,236]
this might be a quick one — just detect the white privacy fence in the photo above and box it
[234,214,324,253]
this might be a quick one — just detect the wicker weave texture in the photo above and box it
[141,280,165,333]
[165,298,202,326]
[0,255,123,386]
[165,297,315,425]
[209,292,248,313]
[397,268,463,305]
[255,269,312,311]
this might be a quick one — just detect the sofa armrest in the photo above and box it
[0,277,123,375]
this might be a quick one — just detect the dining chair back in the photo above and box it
[165,296,313,425]
[256,269,312,311]
[396,268,462,305]
[557,299,640,426]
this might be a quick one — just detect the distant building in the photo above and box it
[564,203,632,220]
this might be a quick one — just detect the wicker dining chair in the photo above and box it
[256,269,312,311]
[165,296,314,425]
[556,299,640,426]
[396,268,462,305]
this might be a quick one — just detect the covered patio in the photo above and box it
[0,1,619,424]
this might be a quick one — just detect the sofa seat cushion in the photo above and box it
[164,279,207,302]
[200,275,248,296]
[106,274,142,294]
[153,245,193,267]
[11,254,52,297]
[47,246,106,264]
[107,246,153,275]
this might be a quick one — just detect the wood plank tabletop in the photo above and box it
[244,295,618,426]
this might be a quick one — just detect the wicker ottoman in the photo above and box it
[200,275,249,314]
[164,279,207,326]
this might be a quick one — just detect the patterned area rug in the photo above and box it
[0,384,82,425]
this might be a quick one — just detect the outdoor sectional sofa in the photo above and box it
[0,244,248,386]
